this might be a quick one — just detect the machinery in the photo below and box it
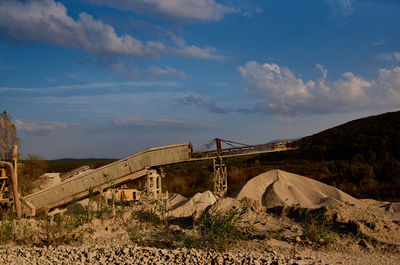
[0,145,22,218]
[115,186,141,203]
[0,167,11,207]
[5,139,294,218]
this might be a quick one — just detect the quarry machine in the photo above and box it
[6,139,294,218]
[0,145,22,218]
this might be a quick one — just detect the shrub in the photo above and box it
[126,222,142,242]
[0,212,15,244]
[301,211,336,247]
[195,208,249,251]
[136,209,161,226]
[182,235,201,249]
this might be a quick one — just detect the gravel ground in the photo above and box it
[1,245,399,265]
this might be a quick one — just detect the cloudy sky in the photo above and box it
[1,0,399,159]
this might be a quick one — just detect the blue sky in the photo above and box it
[1,0,399,159]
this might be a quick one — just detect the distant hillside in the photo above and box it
[46,159,117,173]
[164,111,400,201]
[42,111,400,201]
[298,111,400,161]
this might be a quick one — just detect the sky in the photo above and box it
[1,0,400,159]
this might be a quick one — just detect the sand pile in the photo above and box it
[236,169,363,208]
[167,193,187,210]
[167,191,216,218]
[30,173,61,193]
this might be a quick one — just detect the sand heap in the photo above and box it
[30,173,61,193]
[167,193,187,210]
[236,169,363,208]
[167,191,217,218]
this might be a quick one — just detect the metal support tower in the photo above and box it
[146,169,162,199]
[213,138,228,198]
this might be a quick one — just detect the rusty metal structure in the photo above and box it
[0,145,22,218]
[192,138,295,197]
[0,139,295,217]
[192,139,293,159]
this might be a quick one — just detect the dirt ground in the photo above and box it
[1,195,399,264]
[2,170,400,264]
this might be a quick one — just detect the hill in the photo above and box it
[41,111,400,201]
[164,111,400,201]
[298,110,400,161]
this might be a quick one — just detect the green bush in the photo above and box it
[136,209,161,226]
[0,212,15,244]
[301,211,335,247]
[195,208,249,251]
[182,235,201,249]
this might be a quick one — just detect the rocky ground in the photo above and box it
[1,198,399,264]
[1,244,400,265]
[2,170,400,264]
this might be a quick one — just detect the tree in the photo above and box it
[19,154,47,195]
[0,111,20,161]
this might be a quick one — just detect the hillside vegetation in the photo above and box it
[165,111,400,201]
[40,111,400,201]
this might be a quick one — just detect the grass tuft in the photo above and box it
[195,208,249,251]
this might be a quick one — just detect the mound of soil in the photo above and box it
[236,169,363,208]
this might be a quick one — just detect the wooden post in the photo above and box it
[12,145,21,218]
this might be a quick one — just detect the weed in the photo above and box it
[0,212,15,244]
[16,220,33,245]
[96,195,111,220]
[126,222,142,242]
[301,211,336,248]
[136,209,161,226]
[103,175,117,217]
[268,228,285,240]
[182,235,201,249]
[41,214,82,246]
[195,208,249,251]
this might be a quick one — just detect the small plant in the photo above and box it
[268,228,285,240]
[41,214,83,246]
[301,211,336,248]
[126,222,142,242]
[103,175,117,217]
[0,212,15,244]
[182,235,201,249]
[195,208,249,251]
[17,220,33,245]
[136,209,162,225]
[96,195,111,220]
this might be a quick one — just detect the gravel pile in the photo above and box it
[0,245,308,265]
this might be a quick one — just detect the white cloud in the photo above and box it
[0,0,164,57]
[0,81,182,92]
[148,65,189,79]
[85,0,237,22]
[378,52,400,62]
[0,0,225,60]
[15,120,79,136]
[173,45,226,61]
[238,62,314,110]
[325,0,354,17]
[113,117,201,131]
[238,61,400,114]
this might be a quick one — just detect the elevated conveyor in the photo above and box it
[23,142,192,216]
[22,139,295,216]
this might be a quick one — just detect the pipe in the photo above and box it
[19,193,36,217]
[0,161,21,218]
